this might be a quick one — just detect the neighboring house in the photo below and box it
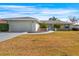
[4,17,40,32]
[0,20,7,24]
[72,22,79,30]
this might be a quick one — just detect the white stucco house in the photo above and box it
[4,17,40,32]
[1,17,76,32]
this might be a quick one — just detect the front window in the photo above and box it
[64,25,70,29]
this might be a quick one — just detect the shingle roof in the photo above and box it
[39,20,72,24]
[2,17,72,24]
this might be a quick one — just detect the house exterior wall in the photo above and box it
[59,24,73,30]
[7,20,39,32]
[35,22,40,31]
[31,22,40,32]
[73,25,79,28]
[47,24,73,31]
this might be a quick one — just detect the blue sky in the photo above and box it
[0,3,79,21]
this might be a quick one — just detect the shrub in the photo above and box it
[39,23,48,28]
[54,24,61,29]
[0,23,9,32]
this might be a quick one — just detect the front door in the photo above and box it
[48,24,53,31]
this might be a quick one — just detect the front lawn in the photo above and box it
[0,31,79,56]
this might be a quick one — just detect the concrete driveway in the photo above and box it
[0,32,26,42]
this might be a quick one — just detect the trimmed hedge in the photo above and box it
[0,24,9,32]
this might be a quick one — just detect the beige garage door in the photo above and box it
[9,21,33,32]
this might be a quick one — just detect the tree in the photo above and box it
[49,17,57,21]
[69,16,79,23]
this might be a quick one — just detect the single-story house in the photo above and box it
[4,17,40,32]
[1,17,74,32]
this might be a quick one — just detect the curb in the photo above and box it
[22,31,54,35]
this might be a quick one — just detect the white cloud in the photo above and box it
[40,9,78,15]
[0,5,34,9]
[0,5,79,21]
